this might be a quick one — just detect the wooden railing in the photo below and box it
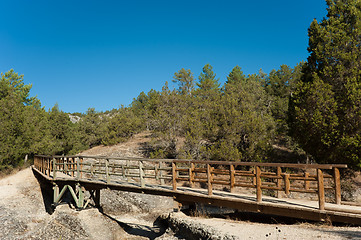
[33,155,347,210]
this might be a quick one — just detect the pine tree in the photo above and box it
[172,68,195,95]
[289,0,361,168]
[196,64,220,98]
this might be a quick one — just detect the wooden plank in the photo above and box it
[171,159,347,169]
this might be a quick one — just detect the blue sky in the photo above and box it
[0,0,327,113]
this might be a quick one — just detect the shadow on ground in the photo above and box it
[99,210,170,240]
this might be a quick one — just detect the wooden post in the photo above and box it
[155,163,159,181]
[49,158,52,174]
[71,158,74,177]
[122,164,125,179]
[139,161,145,187]
[126,160,130,182]
[172,162,177,191]
[80,157,83,178]
[47,158,50,177]
[207,164,213,196]
[160,161,165,185]
[253,167,256,186]
[284,173,290,196]
[256,166,262,202]
[105,159,110,184]
[317,168,325,210]
[53,158,57,179]
[63,158,67,175]
[90,163,94,176]
[333,167,341,205]
[276,167,281,198]
[230,164,235,193]
[76,157,80,180]
[305,172,310,190]
[189,162,195,187]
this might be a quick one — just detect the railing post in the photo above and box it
[122,164,125,179]
[155,162,159,180]
[172,162,177,191]
[207,164,213,196]
[63,157,67,175]
[253,167,256,186]
[256,166,262,202]
[105,159,110,184]
[80,157,83,178]
[76,157,80,180]
[160,161,165,185]
[126,160,130,182]
[47,158,50,177]
[333,167,341,205]
[71,157,75,177]
[230,164,235,193]
[305,172,310,190]
[284,173,290,196]
[53,158,57,179]
[189,162,195,188]
[139,160,145,187]
[276,167,282,198]
[317,168,325,210]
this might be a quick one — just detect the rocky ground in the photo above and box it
[0,132,361,239]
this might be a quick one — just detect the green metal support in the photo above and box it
[51,181,104,211]
[77,184,84,208]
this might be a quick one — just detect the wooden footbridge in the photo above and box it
[32,155,361,225]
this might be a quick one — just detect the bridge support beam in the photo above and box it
[52,183,99,210]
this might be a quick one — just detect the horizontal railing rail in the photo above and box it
[33,155,347,211]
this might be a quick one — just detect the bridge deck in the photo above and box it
[32,166,361,225]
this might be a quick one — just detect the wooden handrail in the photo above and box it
[33,155,347,210]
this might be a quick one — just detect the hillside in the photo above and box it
[0,133,361,239]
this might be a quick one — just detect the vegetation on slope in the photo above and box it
[1,0,360,170]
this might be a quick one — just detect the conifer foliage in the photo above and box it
[289,0,361,168]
